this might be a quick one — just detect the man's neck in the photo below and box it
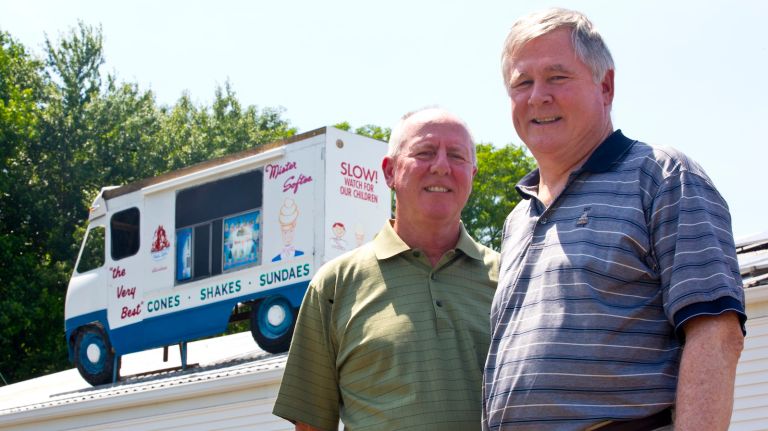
[535,128,613,207]
[536,154,589,207]
[392,218,460,267]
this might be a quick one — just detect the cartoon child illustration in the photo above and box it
[330,222,348,251]
[354,223,366,247]
[272,198,304,262]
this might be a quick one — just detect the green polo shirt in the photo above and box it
[273,220,499,431]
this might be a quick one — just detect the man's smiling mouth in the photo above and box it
[532,116,561,124]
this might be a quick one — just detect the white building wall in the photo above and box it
[0,334,294,431]
[731,285,768,431]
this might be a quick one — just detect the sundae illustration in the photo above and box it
[272,198,304,262]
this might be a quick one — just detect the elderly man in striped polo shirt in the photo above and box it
[483,8,746,431]
[274,107,499,430]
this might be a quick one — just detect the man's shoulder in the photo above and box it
[312,242,379,286]
[477,244,501,284]
[473,241,501,269]
[622,139,711,180]
[459,227,500,263]
[455,231,500,285]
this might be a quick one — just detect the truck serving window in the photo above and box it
[175,170,263,283]
[111,207,140,260]
[77,226,105,273]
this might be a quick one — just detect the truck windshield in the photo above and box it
[77,226,105,273]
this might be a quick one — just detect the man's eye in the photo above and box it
[512,80,532,88]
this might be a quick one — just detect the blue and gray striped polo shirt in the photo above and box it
[482,130,746,431]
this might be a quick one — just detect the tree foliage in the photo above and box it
[463,143,537,251]
[0,29,70,384]
[333,121,391,142]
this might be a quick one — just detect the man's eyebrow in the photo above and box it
[507,70,527,85]
[546,64,572,73]
[409,140,435,149]
[510,63,572,79]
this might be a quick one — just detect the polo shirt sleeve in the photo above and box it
[273,277,340,430]
[649,169,746,339]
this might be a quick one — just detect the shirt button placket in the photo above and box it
[430,271,449,332]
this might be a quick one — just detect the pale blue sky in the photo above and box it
[2,0,765,237]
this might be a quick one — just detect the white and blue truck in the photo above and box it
[65,127,390,385]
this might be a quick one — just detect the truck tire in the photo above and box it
[250,296,297,354]
[74,325,115,386]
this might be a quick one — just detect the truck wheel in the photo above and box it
[250,296,297,354]
[74,325,115,386]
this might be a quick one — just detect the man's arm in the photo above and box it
[272,279,341,430]
[675,311,744,430]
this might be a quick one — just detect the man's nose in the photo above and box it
[528,82,553,106]
[430,150,451,175]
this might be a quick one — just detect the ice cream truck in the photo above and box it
[65,127,391,385]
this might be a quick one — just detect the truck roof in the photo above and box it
[102,127,328,201]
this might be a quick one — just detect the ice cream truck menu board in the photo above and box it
[223,210,261,271]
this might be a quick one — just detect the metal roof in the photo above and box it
[737,231,768,288]
[0,332,286,426]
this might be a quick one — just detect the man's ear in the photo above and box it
[601,69,615,106]
[382,156,396,189]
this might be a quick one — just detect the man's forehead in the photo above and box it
[509,62,572,78]
[405,120,470,143]
[405,131,473,156]
[506,29,575,64]
[512,27,572,54]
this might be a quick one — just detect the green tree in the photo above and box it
[332,121,351,131]
[84,77,164,184]
[158,92,210,170]
[0,30,71,383]
[33,22,106,263]
[158,84,296,172]
[333,122,391,142]
[353,124,390,142]
[463,143,537,250]
[207,82,296,156]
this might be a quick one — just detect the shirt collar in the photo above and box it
[515,130,636,199]
[372,219,485,261]
[579,129,635,173]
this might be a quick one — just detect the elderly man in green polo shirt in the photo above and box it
[273,107,499,431]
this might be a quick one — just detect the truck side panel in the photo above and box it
[324,128,391,262]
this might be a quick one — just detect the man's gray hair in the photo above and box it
[501,8,614,88]
[387,106,477,166]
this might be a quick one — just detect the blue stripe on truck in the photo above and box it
[65,281,309,359]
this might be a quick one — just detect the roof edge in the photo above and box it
[103,127,327,200]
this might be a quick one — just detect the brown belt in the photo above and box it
[594,408,673,431]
